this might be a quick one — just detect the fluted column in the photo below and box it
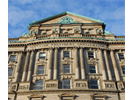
[14,52,23,82]
[48,48,53,80]
[22,51,30,82]
[27,50,35,81]
[74,47,79,79]
[53,48,58,80]
[99,49,107,80]
[104,50,112,80]
[80,47,85,79]
[110,50,120,81]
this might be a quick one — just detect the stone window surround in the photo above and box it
[88,78,100,89]
[8,65,16,78]
[116,50,125,62]
[62,79,71,89]
[88,64,97,74]
[60,61,73,74]
[86,49,97,60]
[120,65,125,76]
[87,61,99,75]
[33,79,44,90]
[37,49,48,61]
[61,48,72,60]
[34,63,47,76]
[8,53,18,62]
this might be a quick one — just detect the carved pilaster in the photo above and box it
[53,48,58,80]
[22,51,30,82]
[47,48,53,80]
[14,52,23,82]
[27,50,35,81]
[110,50,120,81]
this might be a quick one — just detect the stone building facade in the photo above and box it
[8,11,125,100]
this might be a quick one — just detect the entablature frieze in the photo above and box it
[15,89,119,95]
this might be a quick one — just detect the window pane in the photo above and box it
[63,51,70,57]
[90,80,98,89]
[8,82,10,87]
[119,54,124,60]
[90,65,96,74]
[35,80,43,90]
[37,66,44,75]
[63,65,70,73]
[62,79,70,89]
[8,68,13,76]
[88,52,94,58]
[9,55,16,61]
[39,53,46,59]
[122,66,125,75]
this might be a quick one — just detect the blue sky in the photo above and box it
[8,0,125,38]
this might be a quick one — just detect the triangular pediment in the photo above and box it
[29,11,104,26]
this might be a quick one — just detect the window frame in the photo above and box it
[9,55,16,62]
[37,65,44,75]
[39,52,46,59]
[88,51,94,58]
[89,65,96,74]
[63,64,70,74]
[89,80,99,89]
[8,68,13,77]
[62,79,71,89]
[34,80,43,90]
[118,53,125,60]
[63,51,70,58]
[121,66,125,75]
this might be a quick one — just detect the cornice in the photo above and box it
[8,37,125,47]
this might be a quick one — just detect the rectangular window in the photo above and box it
[88,52,94,58]
[62,79,70,89]
[37,66,44,75]
[9,55,16,62]
[118,53,124,60]
[35,80,43,90]
[90,80,98,89]
[89,65,96,74]
[63,65,70,73]
[8,82,10,87]
[122,66,125,75]
[39,53,46,59]
[8,68,13,76]
[63,51,70,58]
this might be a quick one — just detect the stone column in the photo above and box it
[99,49,107,80]
[110,50,120,81]
[53,48,58,80]
[104,50,112,80]
[47,48,53,80]
[22,51,30,82]
[14,52,23,82]
[80,47,85,79]
[74,47,79,79]
[34,51,40,75]
[27,50,35,81]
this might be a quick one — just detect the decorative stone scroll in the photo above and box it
[74,80,88,89]
[45,80,58,89]
[18,82,30,91]
[46,83,57,88]
[103,81,116,90]
[11,83,18,91]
